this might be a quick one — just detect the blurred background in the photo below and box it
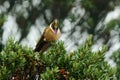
[0,0,120,66]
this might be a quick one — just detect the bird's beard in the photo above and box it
[54,29,58,34]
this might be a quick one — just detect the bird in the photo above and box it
[34,19,61,52]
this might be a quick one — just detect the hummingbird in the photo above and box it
[34,19,61,52]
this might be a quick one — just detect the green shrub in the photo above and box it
[0,36,116,79]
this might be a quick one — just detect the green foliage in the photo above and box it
[87,18,94,27]
[39,35,115,79]
[0,14,6,51]
[0,36,116,79]
[0,14,6,27]
[111,50,120,79]
[43,0,74,8]
[0,38,37,79]
[43,0,74,20]
[41,67,59,80]
[106,18,120,31]
[81,0,95,11]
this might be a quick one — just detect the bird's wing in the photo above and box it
[34,28,51,52]
[34,33,44,52]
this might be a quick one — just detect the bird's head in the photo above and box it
[50,19,59,34]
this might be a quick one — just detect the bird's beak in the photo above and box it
[53,19,58,28]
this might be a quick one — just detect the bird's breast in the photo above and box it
[44,28,61,41]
